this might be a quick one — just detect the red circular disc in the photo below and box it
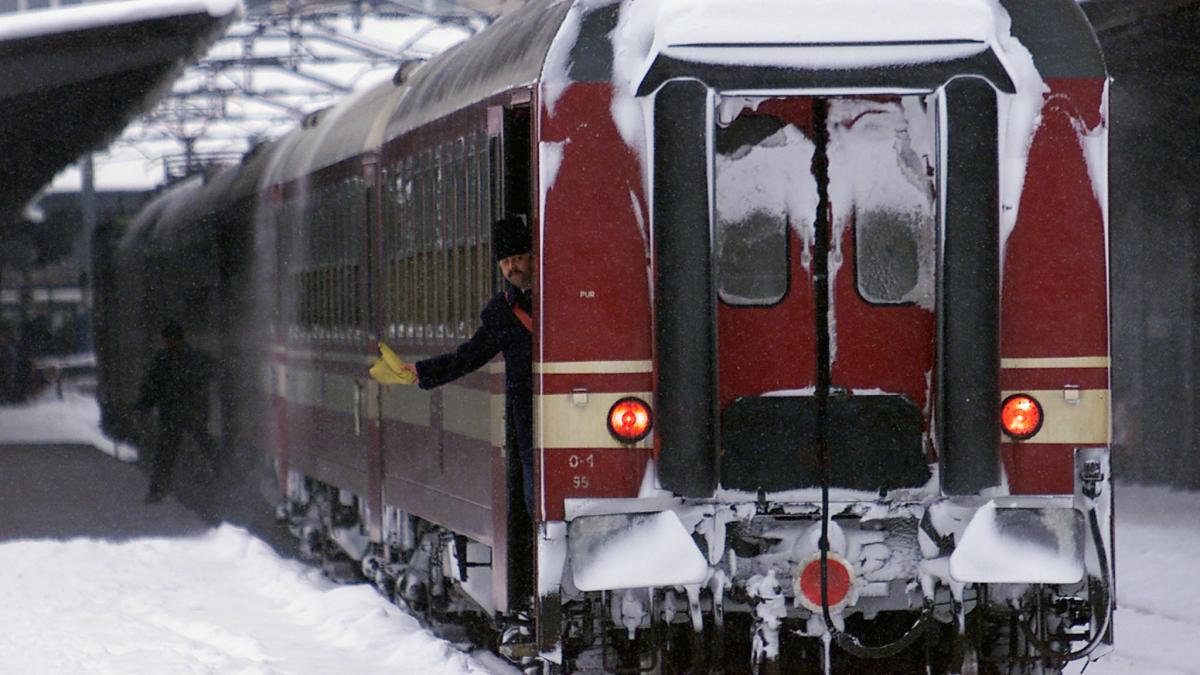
[799,556,852,610]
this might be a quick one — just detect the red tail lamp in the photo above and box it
[1001,394,1043,440]
[796,553,854,613]
[607,397,653,443]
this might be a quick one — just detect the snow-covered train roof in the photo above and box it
[261,80,406,188]
[257,0,570,186]
[586,0,1103,96]
[257,0,1104,189]
[383,0,573,140]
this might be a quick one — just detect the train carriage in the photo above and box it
[95,0,1114,672]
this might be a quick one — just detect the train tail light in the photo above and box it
[607,397,653,443]
[795,553,854,613]
[1001,394,1043,440]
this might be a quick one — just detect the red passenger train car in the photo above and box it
[95,0,1114,672]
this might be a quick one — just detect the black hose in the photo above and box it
[810,97,931,660]
[1019,503,1113,663]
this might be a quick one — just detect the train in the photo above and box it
[93,0,1115,672]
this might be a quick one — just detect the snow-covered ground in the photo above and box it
[0,389,1197,673]
[0,390,516,675]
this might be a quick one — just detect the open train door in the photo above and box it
[487,94,534,614]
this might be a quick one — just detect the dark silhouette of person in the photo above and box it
[136,320,216,503]
[0,323,17,403]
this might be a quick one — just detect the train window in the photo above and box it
[464,137,476,332]
[445,141,457,339]
[304,270,312,328]
[455,138,468,337]
[341,264,349,330]
[319,267,328,331]
[428,149,438,340]
[413,153,425,339]
[830,96,936,305]
[435,143,448,341]
[316,268,325,329]
[353,264,361,331]
[487,135,500,294]
[407,157,418,339]
[332,265,340,330]
[470,133,484,319]
[306,271,313,328]
[320,266,328,330]
[476,132,489,318]
[394,161,407,337]
[295,272,303,327]
[332,264,339,330]
[713,110,800,305]
[466,134,481,332]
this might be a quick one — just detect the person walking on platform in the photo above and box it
[0,323,18,403]
[136,320,216,503]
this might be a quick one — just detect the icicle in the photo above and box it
[685,583,703,633]
[620,589,646,641]
[748,570,787,665]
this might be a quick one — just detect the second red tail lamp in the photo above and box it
[607,397,653,443]
[1001,393,1044,440]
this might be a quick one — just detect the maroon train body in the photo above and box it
[96,0,1115,672]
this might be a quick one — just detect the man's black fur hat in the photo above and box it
[493,216,531,261]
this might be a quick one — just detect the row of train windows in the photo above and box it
[285,132,502,342]
[382,131,501,342]
[294,265,362,332]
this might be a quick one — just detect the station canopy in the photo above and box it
[45,0,523,192]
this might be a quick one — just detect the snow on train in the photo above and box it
[94,0,1114,672]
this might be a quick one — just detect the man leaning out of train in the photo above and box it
[370,214,535,517]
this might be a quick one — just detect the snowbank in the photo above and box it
[0,524,506,674]
[0,389,136,462]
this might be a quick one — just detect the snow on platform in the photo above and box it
[0,392,514,675]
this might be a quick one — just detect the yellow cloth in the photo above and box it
[369,342,417,385]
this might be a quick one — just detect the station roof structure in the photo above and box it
[44,0,517,192]
[24,0,1200,194]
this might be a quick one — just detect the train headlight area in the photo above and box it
[605,397,652,444]
[1002,393,1045,440]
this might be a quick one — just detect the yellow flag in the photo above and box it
[369,343,417,385]
[379,342,406,373]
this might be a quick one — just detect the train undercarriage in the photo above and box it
[278,449,1113,675]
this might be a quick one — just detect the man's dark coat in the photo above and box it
[415,284,533,512]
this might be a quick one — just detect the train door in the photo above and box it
[488,96,534,612]
[711,94,937,493]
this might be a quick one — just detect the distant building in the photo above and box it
[1,190,151,357]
